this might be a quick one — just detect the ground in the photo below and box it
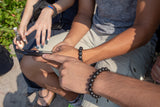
[0,45,68,107]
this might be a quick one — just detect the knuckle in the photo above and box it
[63,62,69,67]
[61,69,66,76]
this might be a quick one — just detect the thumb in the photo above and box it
[42,54,73,64]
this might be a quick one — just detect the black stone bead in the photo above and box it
[104,67,109,71]
[79,52,82,55]
[88,88,92,92]
[96,71,99,75]
[79,56,82,59]
[79,47,83,50]
[89,83,93,87]
[102,67,105,71]
[90,78,94,82]
[95,95,98,99]
[98,69,102,73]
[93,74,97,78]
[90,91,94,95]
[92,94,96,98]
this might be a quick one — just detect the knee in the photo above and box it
[20,56,36,79]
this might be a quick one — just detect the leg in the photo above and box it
[20,55,78,101]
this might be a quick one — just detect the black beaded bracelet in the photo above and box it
[88,67,110,103]
[78,47,83,61]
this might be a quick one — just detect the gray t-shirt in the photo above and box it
[92,0,137,35]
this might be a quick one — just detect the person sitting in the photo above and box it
[19,0,160,106]
[14,0,78,106]
[37,52,160,107]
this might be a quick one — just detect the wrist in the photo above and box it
[19,22,27,28]
[46,4,57,17]
[88,67,110,101]
[42,7,54,16]
[63,39,75,47]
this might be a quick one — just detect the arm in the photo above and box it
[93,71,160,107]
[83,0,160,64]
[41,54,160,107]
[62,0,95,46]
[23,0,75,46]
[18,0,38,42]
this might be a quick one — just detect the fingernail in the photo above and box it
[25,33,27,35]
[40,44,44,48]
[36,45,40,49]
[42,54,48,58]
[45,40,48,44]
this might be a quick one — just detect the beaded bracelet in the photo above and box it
[47,4,57,17]
[78,47,83,61]
[88,67,110,103]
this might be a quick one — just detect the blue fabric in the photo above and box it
[93,0,137,35]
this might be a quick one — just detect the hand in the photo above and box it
[13,24,27,49]
[151,57,160,83]
[53,45,78,58]
[52,41,73,52]
[25,7,53,47]
[42,54,96,94]
[18,24,28,43]
[13,37,25,49]
[33,45,78,68]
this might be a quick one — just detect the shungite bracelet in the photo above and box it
[88,67,110,103]
[78,47,83,61]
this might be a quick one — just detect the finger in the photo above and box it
[42,54,74,64]
[42,28,46,46]
[47,28,51,41]
[24,26,27,33]
[13,37,17,45]
[35,29,41,47]
[26,26,36,36]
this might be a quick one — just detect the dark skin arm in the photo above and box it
[83,0,160,64]
[41,54,160,107]
[49,0,160,66]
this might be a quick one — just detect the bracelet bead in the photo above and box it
[88,67,110,103]
[78,47,83,61]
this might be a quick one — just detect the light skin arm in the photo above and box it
[18,0,38,42]
[82,0,160,64]
[41,54,160,107]
[16,0,75,48]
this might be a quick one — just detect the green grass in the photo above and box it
[0,0,26,51]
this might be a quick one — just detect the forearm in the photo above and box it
[83,0,160,64]
[63,0,95,46]
[83,25,157,64]
[64,14,92,46]
[53,0,75,14]
[20,0,38,26]
[93,72,160,107]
